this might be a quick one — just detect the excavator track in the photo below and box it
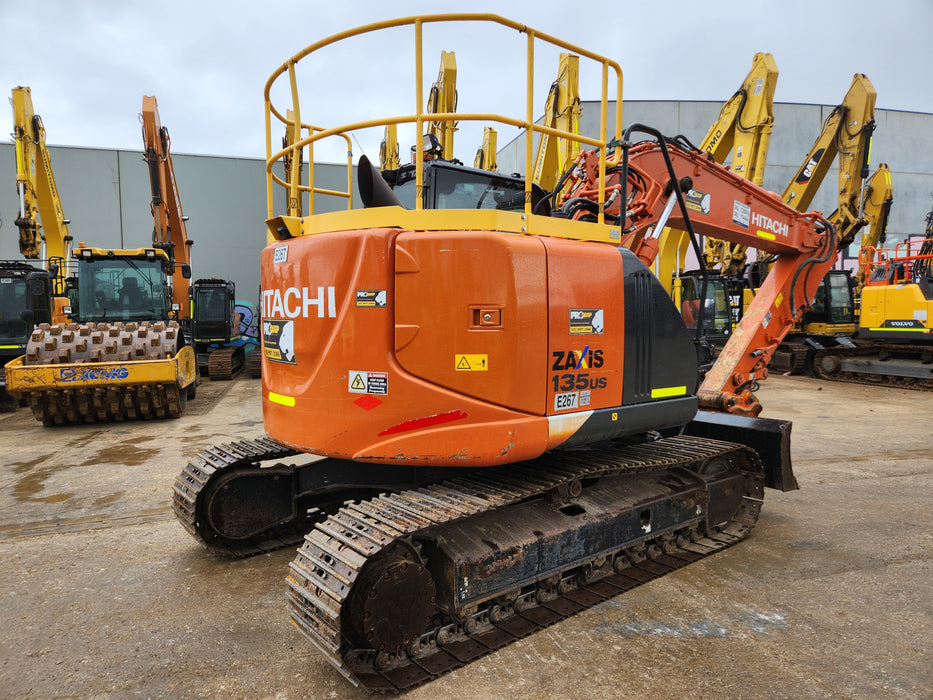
[768,340,810,374]
[812,342,933,390]
[207,346,245,381]
[22,321,187,425]
[172,437,305,557]
[283,435,763,691]
[249,349,262,378]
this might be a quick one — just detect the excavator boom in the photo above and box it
[11,87,73,275]
[781,74,876,248]
[699,53,778,277]
[141,95,193,318]
[531,52,582,193]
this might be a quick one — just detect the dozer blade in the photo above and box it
[683,410,797,491]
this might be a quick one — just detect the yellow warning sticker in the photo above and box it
[455,354,488,371]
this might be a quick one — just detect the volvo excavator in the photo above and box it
[172,16,837,691]
[810,198,933,389]
[5,89,196,424]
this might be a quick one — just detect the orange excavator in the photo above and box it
[173,15,837,690]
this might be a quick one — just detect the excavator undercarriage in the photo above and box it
[174,433,764,690]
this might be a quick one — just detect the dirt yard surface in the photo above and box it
[0,374,929,699]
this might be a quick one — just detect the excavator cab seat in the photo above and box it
[119,277,144,308]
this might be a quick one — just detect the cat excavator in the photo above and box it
[172,15,836,690]
[5,90,196,424]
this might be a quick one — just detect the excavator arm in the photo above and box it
[141,95,193,318]
[531,52,582,193]
[11,87,73,270]
[781,74,876,249]
[379,124,401,171]
[473,126,498,171]
[700,52,779,277]
[559,131,836,415]
[425,51,458,160]
[854,163,893,289]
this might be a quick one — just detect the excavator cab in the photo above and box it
[377,158,547,213]
[188,278,245,380]
[802,270,856,329]
[0,262,54,409]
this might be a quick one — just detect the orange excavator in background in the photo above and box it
[140,95,193,320]
[142,95,245,380]
[173,15,837,691]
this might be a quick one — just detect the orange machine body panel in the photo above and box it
[260,227,698,466]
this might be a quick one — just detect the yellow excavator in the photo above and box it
[5,89,196,425]
[811,196,932,389]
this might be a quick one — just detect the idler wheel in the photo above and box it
[346,542,435,653]
[818,353,842,375]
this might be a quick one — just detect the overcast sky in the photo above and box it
[2,0,930,164]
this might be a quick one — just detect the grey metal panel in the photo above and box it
[0,144,125,256]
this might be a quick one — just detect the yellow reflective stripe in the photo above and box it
[0,345,22,349]
[268,391,295,407]
[868,327,929,333]
[651,386,687,399]
[756,230,776,241]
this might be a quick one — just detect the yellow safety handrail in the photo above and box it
[263,14,622,221]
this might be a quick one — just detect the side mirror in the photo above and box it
[181,264,192,279]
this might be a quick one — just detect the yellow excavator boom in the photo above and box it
[426,51,458,160]
[854,163,894,289]
[781,74,876,248]
[531,52,581,193]
[654,53,778,289]
[11,86,73,274]
[474,126,498,171]
[380,124,401,171]
[700,52,779,277]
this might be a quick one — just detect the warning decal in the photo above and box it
[455,354,488,371]
[348,371,388,395]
